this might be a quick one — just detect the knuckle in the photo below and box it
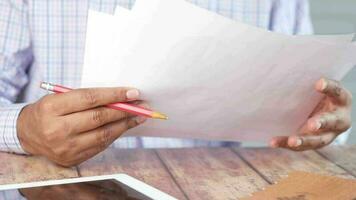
[334,113,351,132]
[50,120,72,135]
[121,110,130,119]
[127,118,138,129]
[59,120,72,134]
[43,130,59,143]
[98,127,112,149]
[67,139,77,149]
[117,89,128,101]
[81,89,99,106]
[324,79,334,89]
[52,147,70,159]
[43,123,69,143]
[113,111,129,121]
[334,118,343,131]
[38,99,55,113]
[91,109,106,124]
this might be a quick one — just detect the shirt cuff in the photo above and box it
[0,103,29,154]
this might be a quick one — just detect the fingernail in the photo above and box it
[320,78,327,91]
[126,89,140,99]
[295,138,302,147]
[135,116,147,124]
[314,121,322,131]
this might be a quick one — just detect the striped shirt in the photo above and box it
[0,0,313,154]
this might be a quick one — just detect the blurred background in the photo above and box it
[310,0,356,144]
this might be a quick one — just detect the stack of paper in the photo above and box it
[81,0,356,142]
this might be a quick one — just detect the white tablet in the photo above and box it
[0,174,177,200]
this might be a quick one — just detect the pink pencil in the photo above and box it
[40,82,168,120]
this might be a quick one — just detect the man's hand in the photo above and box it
[17,87,147,167]
[270,78,352,151]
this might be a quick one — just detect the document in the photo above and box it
[82,7,131,86]
[300,34,354,44]
[81,0,356,142]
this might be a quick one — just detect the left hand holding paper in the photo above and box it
[270,77,352,150]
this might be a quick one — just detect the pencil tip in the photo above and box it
[152,112,168,120]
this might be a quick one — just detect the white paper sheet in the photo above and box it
[82,7,131,86]
[299,34,354,44]
[82,4,353,87]
[81,0,356,142]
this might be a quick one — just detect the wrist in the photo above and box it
[17,104,37,155]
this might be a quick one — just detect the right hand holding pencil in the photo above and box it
[17,87,147,167]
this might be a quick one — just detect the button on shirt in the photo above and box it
[0,0,314,154]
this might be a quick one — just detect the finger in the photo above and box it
[72,117,146,153]
[63,101,149,134]
[285,133,337,151]
[306,112,351,133]
[68,137,125,167]
[315,78,352,105]
[269,136,289,148]
[45,87,140,115]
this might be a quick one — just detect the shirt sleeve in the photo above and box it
[294,0,314,35]
[269,0,314,35]
[0,0,33,154]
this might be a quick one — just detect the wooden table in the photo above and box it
[0,145,355,200]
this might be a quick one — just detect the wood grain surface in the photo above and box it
[0,153,78,185]
[156,148,268,200]
[235,147,354,184]
[318,145,356,176]
[0,146,356,199]
[78,148,186,199]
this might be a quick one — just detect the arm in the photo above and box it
[294,0,314,35]
[269,0,314,35]
[0,0,33,154]
[1,1,146,166]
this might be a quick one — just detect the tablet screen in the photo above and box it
[0,179,152,200]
